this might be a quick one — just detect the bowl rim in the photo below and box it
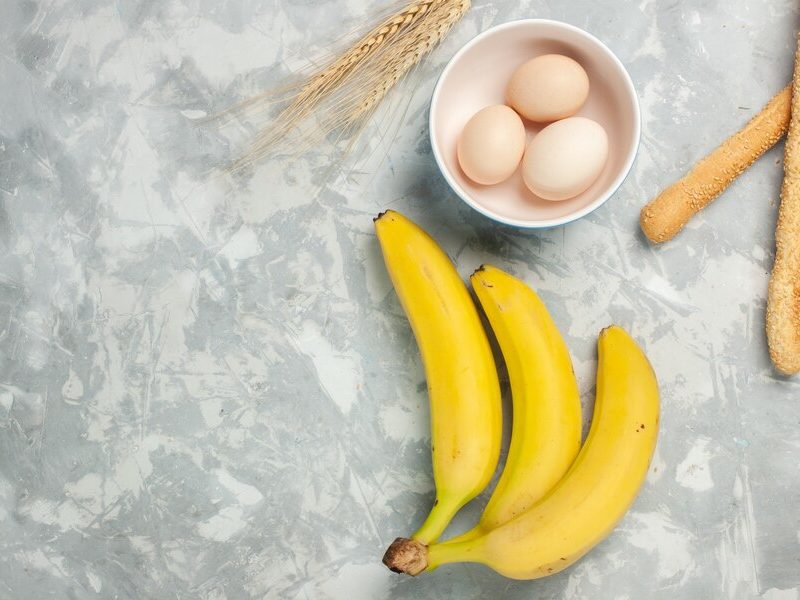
[429,18,641,229]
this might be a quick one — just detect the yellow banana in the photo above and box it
[374,210,502,545]
[444,265,581,544]
[383,326,659,579]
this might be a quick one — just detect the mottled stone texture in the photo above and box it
[0,0,798,598]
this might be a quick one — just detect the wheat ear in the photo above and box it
[345,0,470,125]
[229,0,470,171]
[265,1,437,141]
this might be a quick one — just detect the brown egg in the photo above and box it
[457,105,526,185]
[507,54,590,122]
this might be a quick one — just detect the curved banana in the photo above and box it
[383,326,659,579]
[445,265,581,544]
[374,210,502,545]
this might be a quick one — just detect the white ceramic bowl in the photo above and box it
[429,19,640,228]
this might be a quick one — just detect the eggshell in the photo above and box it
[522,117,609,201]
[457,105,526,185]
[507,54,590,122]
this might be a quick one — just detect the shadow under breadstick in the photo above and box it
[640,85,791,244]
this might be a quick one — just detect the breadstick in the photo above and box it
[767,37,800,376]
[640,85,792,244]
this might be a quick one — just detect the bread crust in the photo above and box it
[767,37,800,376]
[640,85,792,244]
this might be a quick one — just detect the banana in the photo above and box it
[444,265,581,544]
[383,326,659,579]
[374,210,502,545]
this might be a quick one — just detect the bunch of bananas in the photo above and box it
[375,210,660,580]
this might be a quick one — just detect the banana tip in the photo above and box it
[373,209,393,223]
[471,264,494,279]
[382,538,427,576]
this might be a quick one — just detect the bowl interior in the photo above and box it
[431,20,639,226]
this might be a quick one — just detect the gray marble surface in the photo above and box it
[1,0,799,598]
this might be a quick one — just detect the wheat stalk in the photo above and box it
[228,0,471,171]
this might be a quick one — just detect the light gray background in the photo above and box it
[1,0,798,598]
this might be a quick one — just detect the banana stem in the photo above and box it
[382,537,484,576]
[426,538,484,571]
[382,538,428,576]
[411,494,465,544]
[441,524,483,545]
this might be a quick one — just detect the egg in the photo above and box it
[521,117,608,201]
[507,54,590,122]
[457,105,526,185]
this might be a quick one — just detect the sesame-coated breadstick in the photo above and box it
[640,85,791,244]
[767,37,800,376]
